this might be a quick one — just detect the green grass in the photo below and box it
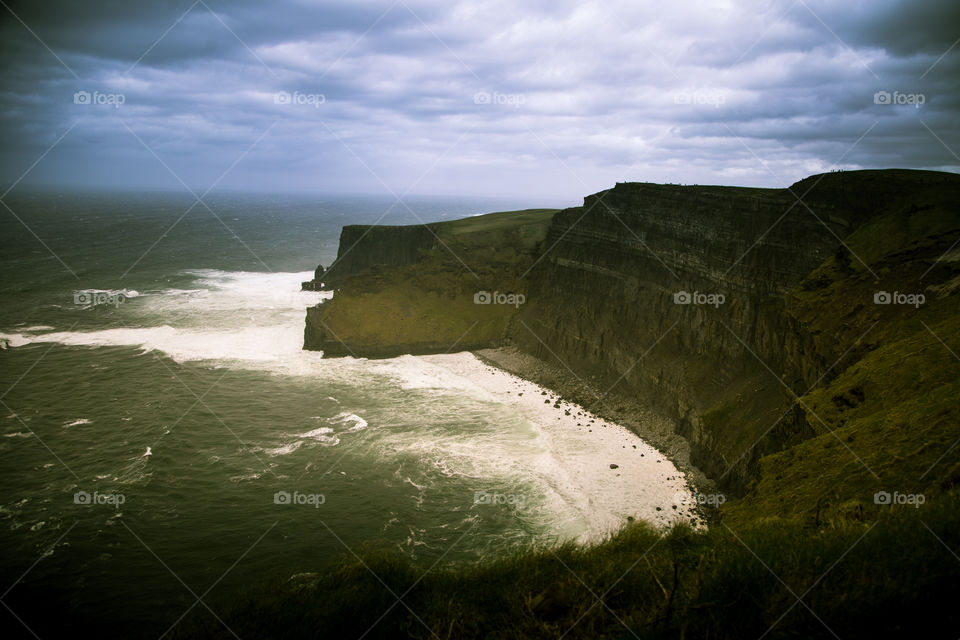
[433,208,557,251]
[720,194,960,526]
[176,492,960,639]
[834,178,960,269]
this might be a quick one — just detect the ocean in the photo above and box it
[0,190,695,636]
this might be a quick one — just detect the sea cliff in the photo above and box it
[303,209,557,356]
[304,169,960,521]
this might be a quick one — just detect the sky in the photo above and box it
[1,0,958,201]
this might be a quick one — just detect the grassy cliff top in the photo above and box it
[340,207,557,232]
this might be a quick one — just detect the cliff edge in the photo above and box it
[303,169,960,524]
[303,209,557,356]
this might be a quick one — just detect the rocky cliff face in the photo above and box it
[304,170,960,509]
[303,209,557,355]
[511,170,959,492]
[319,224,437,289]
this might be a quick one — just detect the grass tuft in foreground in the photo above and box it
[176,492,960,639]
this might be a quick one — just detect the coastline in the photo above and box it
[410,351,705,536]
[472,346,715,503]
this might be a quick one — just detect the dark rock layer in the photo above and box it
[320,225,437,289]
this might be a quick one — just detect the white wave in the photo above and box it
[372,355,485,393]
[74,288,141,297]
[63,418,93,428]
[268,423,345,456]
[11,271,331,366]
[4,432,32,438]
[230,472,262,482]
[403,476,426,492]
[14,324,303,363]
[0,333,35,348]
[298,428,340,447]
[265,440,305,456]
[297,426,334,440]
[175,269,328,311]
[331,412,367,432]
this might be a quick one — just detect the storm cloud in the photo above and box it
[1,0,957,199]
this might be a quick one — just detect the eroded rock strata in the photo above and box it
[304,169,960,521]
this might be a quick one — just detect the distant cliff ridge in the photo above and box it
[304,170,960,523]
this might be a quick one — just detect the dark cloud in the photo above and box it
[0,0,957,199]
[787,0,960,57]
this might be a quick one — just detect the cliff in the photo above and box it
[511,170,960,499]
[303,209,557,355]
[303,169,960,523]
[311,224,438,290]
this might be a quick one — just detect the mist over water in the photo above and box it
[0,191,691,636]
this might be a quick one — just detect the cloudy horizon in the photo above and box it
[1,0,958,201]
